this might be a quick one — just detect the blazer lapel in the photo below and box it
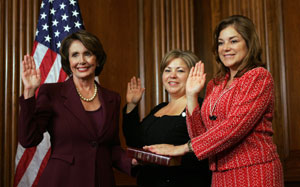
[61,78,98,138]
[97,86,114,137]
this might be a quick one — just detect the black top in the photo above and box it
[123,99,211,187]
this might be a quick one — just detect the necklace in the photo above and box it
[209,86,234,120]
[76,83,97,102]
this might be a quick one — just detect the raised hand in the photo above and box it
[21,55,41,99]
[126,76,145,113]
[126,76,145,104]
[186,61,206,97]
[186,62,206,114]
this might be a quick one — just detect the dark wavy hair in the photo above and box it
[212,15,265,84]
[60,30,106,76]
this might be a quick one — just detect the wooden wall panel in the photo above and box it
[263,0,288,160]
[282,0,300,182]
[78,0,139,112]
[140,0,195,117]
[194,0,213,97]
[0,0,5,185]
[0,0,40,187]
[78,0,139,185]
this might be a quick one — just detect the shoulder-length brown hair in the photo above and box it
[212,15,265,84]
[60,30,106,76]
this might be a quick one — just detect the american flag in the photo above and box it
[14,0,84,186]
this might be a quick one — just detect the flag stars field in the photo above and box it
[52,19,59,27]
[44,35,51,42]
[50,8,56,15]
[54,30,60,37]
[75,21,81,28]
[60,3,66,9]
[42,23,49,30]
[64,25,71,32]
[70,0,76,6]
[72,10,79,17]
[61,14,68,21]
[41,12,47,19]
[34,0,84,53]
[57,41,61,48]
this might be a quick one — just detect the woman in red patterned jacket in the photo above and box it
[144,15,284,187]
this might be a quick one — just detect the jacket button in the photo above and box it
[90,141,98,147]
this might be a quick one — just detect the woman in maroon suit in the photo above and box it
[18,30,134,187]
[144,15,284,186]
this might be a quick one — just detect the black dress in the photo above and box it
[123,99,211,187]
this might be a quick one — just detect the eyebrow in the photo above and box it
[165,66,187,69]
[70,51,78,55]
[70,49,91,54]
[218,36,239,40]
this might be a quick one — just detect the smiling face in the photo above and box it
[68,40,97,81]
[218,26,248,76]
[162,58,189,97]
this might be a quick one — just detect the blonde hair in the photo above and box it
[160,49,199,73]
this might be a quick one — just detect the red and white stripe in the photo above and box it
[14,42,67,187]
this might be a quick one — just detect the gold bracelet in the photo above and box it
[187,140,193,152]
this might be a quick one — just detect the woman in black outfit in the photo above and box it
[123,50,211,187]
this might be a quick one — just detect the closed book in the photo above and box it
[126,147,181,166]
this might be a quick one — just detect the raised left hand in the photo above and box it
[143,144,188,156]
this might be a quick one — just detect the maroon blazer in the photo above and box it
[18,78,132,187]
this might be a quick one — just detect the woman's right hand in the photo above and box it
[21,55,41,99]
[126,76,145,104]
[143,143,189,156]
[126,77,145,113]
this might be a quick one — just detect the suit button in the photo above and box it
[90,141,98,147]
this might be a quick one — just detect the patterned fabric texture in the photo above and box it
[186,67,283,187]
[212,159,283,187]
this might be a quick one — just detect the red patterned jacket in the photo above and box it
[186,67,280,171]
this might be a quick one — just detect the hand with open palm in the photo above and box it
[186,62,206,113]
[21,55,41,99]
[186,61,206,97]
[126,76,145,113]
